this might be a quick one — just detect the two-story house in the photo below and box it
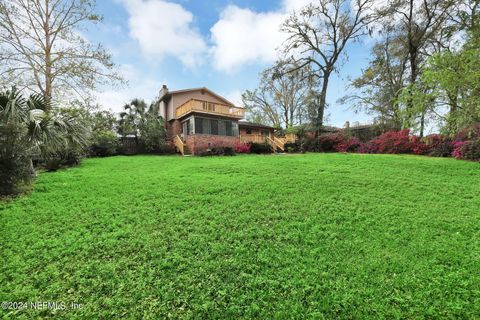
[158,86,281,155]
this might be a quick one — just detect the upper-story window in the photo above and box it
[202,101,215,112]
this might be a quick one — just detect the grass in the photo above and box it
[1,153,479,319]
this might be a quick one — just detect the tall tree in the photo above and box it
[0,0,123,104]
[378,0,455,134]
[242,61,311,129]
[118,99,147,139]
[340,28,409,130]
[280,0,376,135]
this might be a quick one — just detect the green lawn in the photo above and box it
[1,154,479,319]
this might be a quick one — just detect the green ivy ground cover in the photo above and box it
[1,154,479,319]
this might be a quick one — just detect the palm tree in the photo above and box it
[118,99,148,138]
[0,87,89,195]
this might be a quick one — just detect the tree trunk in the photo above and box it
[419,112,425,137]
[315,71,330,137]
[43,0,53,108]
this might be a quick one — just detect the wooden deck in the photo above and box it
[176,99,245,119]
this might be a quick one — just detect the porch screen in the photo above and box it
[193,117,238,137]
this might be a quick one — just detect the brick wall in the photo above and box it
[185,134,240,155]
[166,119,182,141]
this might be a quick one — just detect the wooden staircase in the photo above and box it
[266,136,285,152]
[174,135,191,156]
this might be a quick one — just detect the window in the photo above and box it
[246,128,252,134]
[183,119,193,135]
[192,117,238,136]
[210,120,218,135]
[195,117,203,134]
[261,130,269,136]
[218,120,226,136]
[202,101,215,112]
[225,121,232,136]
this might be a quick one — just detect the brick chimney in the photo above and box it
[159,84,168,99]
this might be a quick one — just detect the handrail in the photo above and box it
[266,136,276,152]
[174,135,185,155]
[176,99,245,119]
[274,136,285,151]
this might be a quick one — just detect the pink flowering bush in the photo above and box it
[367,129,428,154]
[334,137,361,152]
[234,142,251,153]
[315,133,361,152]
[452,141,466,159]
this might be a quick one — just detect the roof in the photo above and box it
[238,121,274,129]
[160,87,236,106]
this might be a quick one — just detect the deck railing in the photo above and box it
[240,134,269,144]
[176,99,245,119]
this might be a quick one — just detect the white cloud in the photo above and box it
[95,64,165,113]
[210,0,314,73]
[222,89,243,107]
[122,0,206,68]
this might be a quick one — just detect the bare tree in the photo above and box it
[242,61,311,129]
[340,26,409,130]
[280,0,376,135]
[0,0,123,105]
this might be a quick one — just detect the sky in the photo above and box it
[88,0,375,128]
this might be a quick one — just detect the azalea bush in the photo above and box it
[234,142,251,153]
[424,134,453,157]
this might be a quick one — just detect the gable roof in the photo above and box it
[161,87,236,106]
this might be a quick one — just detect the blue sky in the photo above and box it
[88,0,374,127]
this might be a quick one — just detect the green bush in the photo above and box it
[249,142,272,154]
[284,142,301,153]
[462,139,480,161]
[0,126,33,195]
[90,130,119,157]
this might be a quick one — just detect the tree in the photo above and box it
[0,0,123,104]
[117,98,167,152]
[280,0,376,135]
[0,87,89,195]
[341,29,409,130]
[242,61,311,129]
[378,0,455,134]
[419,37,480,133]
[117,99,147,138]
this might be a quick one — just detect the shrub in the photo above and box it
[452,141,466,159]
[335,137,361,152]
[425,134,453,157]
[302,137,321,152]
[90,130,119,157]
[249,142,272,154]
[223,147,235,156]
[460,139,480,161]
[234,142,251,153]
[317,133,340,152]
[410,136,430,155]
[200,147,236,156]
[284,142,301,153]
[357,141,379,154]
[368,129,429,154]
[0,126,33,195]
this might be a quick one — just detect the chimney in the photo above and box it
[344,121,350,129]
[159,84,168,98]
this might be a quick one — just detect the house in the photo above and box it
[157,86,281,155]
